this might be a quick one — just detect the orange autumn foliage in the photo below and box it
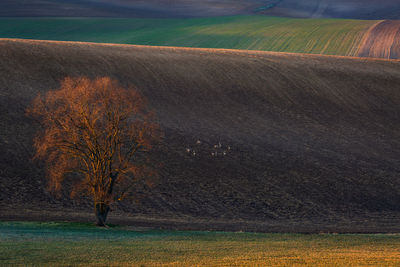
[28,77,162,210]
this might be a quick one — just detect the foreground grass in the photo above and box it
[0,222,399,266]
[0,16,376,56]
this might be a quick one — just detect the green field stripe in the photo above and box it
[0,16,378,56]
[1,222,399,266]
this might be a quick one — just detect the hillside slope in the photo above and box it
[358,20,400,59]
[1,39,400,231]
[260,0,400,20]
[0,0,267,18]
[2,16,398,59]
[2,17,400,59]
[1,0,399,20]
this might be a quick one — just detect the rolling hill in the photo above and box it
[1,0,399,20]
[0,0,267,18]
[358,20,400,59]
[262,0,400,20]
[1,16,400,59]
[1,39,399,232]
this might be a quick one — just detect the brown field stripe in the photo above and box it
[358,20,400,59]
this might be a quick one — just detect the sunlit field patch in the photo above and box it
[1,222,399,266]
[0,16,377,57]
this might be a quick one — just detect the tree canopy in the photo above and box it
[28,77,161,225]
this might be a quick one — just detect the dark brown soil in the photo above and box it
[0,39,400,232]
[2,207,400,233]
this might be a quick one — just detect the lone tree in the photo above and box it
[28,77,161,226]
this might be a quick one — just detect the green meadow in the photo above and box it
[1,222,399,266]
[0,16,377,56]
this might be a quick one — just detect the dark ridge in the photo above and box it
[1,0,399,19]
[0,0,265,18]
[261,0,400,20]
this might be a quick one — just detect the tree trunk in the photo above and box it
[95,202,110,227]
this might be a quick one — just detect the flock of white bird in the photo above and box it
[186,140,231,157]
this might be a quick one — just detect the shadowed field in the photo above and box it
[0,0,267,18]
[1,222,399,266]
[1,0,400,20]
[262,0,400,20]
[0,39,400,231]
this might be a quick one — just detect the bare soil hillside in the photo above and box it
[0,39,400,232]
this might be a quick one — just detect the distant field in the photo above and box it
[1,0,399,19]
[0,16,380,57]
[261,0,400,20]
[1,222,399,266]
